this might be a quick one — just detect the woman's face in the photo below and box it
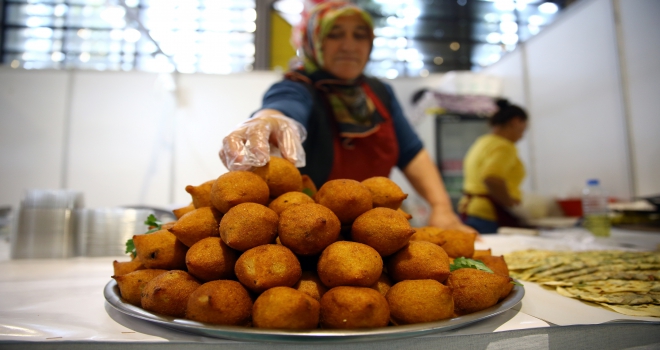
[320,14,372,81]
[510,117,528,142]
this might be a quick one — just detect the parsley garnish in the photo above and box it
[125,239,136,257]
[144,214,163,233]
[302,188,314,197]
[125,214,163,257]
[450,257,494,273]
[450,257,523,287]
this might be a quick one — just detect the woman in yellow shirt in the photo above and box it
[459,100,528,234]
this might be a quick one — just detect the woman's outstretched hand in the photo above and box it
[428,206,479,236]
[219,110,307,171]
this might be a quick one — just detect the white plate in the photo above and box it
[104,280,524,343]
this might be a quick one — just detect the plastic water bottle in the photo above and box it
[581,179,611,237]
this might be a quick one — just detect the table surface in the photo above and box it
[1,228,659,349]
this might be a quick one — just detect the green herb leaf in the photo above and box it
[125,238,135,255]
[302,188,314,198]
[144,214,162,229]
[450,257,494,273]
[511,280,523,286]
[125,214,163,257]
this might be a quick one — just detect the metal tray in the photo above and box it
[104,279,524,343]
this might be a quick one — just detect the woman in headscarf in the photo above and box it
[220,0,475,233]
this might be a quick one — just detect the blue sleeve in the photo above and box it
[383,83,424,170]
[258,80,314,128]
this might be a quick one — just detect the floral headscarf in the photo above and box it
[297,0,374,73]
[288,1,382,140]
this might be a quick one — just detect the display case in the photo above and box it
[435,113,490,212]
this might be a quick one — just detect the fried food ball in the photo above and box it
[411,227,475,258]
[316,241,382,288]
[293,271,328,301]
[161,221,176,230]
[112,269,167,306]
[234,244,302,294]
[278,203,341,256]
[320,286,390,329]
[397,208,413,220]
[439,230,476,259]
[473,249,492,258]
[386,279,454,325]
[133,229,187,270]
[478,255,513,299]
[173,203,195,219]
[185,179,215,209]
[301,175,317,197]
[351,208,416,257]
[370,272,393,297]
[185,237,238,282]
[186,280,252,326]
[252,287,320,330]
[361,176,408,210]
[169,207,222,247]
[268,191,315,215]
[141,270,201,317]
[387,241,451,283]
[210,171,269,213]
[315,179,373,224]
[252,156,303,198]
[112,258,144,276]
[478,255,509,277]
[219,202,278,251]
[446,268,513,315]
[409,226,447,246]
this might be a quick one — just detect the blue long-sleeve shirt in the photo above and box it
[260,79,424,171]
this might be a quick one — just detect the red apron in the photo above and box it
[460,192,525,228]
[326,82,399,182]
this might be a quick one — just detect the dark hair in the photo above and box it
[411,88,429,105]
[490,99,528,126]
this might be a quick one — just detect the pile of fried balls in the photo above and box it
[112,156,515,330]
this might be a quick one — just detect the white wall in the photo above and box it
[0,69,69,207]
[67,71,174,208]
[0,68,281,210]
[482,0,660,200]
[173,72,281,205]
[529,0,630,199]
[616,0,660,197]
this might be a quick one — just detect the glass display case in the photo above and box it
[435,113,490,212]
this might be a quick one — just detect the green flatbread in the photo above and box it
[599,303,660,317]
[558,287,660,305]
[508,249,660,317]
[566,270,660,283]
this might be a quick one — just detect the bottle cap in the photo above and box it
[587,179,599,186]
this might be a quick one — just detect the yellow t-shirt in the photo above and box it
[458,134,525,221]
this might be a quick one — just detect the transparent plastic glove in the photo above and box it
[219,112,307,171]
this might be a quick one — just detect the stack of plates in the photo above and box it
[75,208,155,257]
[11,189,84,259]
[21,189,84,209]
